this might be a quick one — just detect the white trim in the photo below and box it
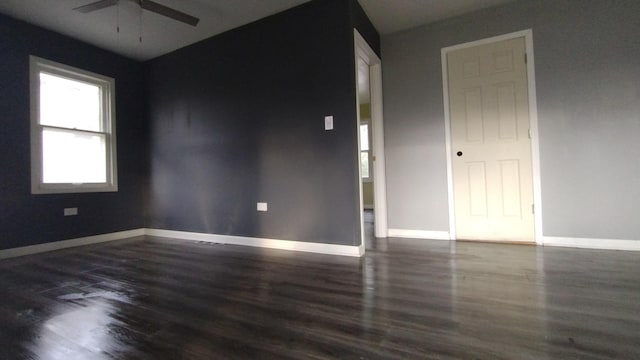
[441,29,543,244]
[544,236,640,251]
[370,63,389,238]
[0,229,144,260]
[145,229,363,257]
[441,49,456,240]
[3,230,636,262]
[355,29,389,239]
[0,228,364,260]
[388,229,451,241]
[354,33,366,251]
[524,32,544,246]
[357,241,365,256]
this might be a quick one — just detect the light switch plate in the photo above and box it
[257,202,268,212]
[324,116,334,130]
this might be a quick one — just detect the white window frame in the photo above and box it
[360,120,373,182]
[30,56,118,194]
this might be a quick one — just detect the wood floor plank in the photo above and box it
[0,231,639,359]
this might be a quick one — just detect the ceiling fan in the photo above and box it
[73,0,200,26]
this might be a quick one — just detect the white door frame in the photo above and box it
[441,29,544,245]
[355,29,388,253]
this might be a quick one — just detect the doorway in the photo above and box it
[358,56,375,242]
[442,30,542,244]
[354,30,388,252]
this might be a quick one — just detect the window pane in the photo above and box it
[360,124,369,151]
[360,151,369,178]
[40,73,101,132]
[42,128,106,183]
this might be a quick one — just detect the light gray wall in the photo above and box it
[382,0,640,240]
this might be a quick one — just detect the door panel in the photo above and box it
[448,37,534,242]
[467,161,488,217]
[463,88,484,142]
[499,159,522,218]
[496,83,518,140]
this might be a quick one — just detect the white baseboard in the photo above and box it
[0,229,145,260]
[3,229,638,260]
[543,236,640,251]
[0,228,363,260]
[145,229,364,257]
[388,228,451,240]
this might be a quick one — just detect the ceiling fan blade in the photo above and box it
[139,0,200,26]
[73,0,119,13]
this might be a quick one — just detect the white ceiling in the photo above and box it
[0,0,310,60]
[0,0,518,61]
[359,0,518,35]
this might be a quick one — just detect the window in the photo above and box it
[360,122,372,181]
[30,56,117,194]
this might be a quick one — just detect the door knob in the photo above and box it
[456,151,463,157]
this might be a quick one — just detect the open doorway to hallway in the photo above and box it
[354,30,388,253]
[358,55,375,244]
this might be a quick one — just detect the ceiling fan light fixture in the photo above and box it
[73,0,119,13]
[72,0,200,27]
[139,0,200,27]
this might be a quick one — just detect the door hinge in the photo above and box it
[525,53,528,64]
[532,204,535,214]
[528,128,532,139]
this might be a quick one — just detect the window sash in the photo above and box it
[360,124,369,151]
[360,150,370,179]
[360,122,372,181]
[41,126,109,184]
[38,72,103,132]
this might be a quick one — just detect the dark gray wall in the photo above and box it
[146,0,380,245]
[350,0,380,58]
[382,0,640,240]
[0,14,148,250]
[0,0,379,252]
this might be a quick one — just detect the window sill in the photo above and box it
[31,184,118,195]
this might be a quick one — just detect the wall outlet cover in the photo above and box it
[324,116,334,130]
[257,202,268,211]
[64,207,78,216]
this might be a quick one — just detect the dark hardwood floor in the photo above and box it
[1,216,639,359]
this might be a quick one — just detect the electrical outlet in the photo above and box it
[324,115,334,130]
[257,202,268,212]
[64,207,78,216]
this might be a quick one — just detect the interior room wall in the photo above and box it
[145,0,380,246]
[0,14,148,250]
[382,0,640,241]
[349,0,380,58]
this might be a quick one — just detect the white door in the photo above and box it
[447,37,534,242]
